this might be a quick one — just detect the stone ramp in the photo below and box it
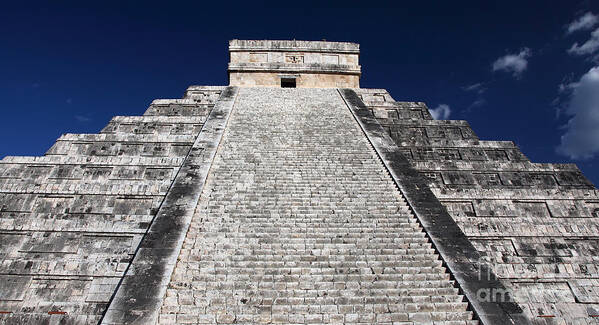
[159,88,476,324]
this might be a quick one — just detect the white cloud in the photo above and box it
[557,66,599,159]
[469,98,486,108]
[429,104,451,120]
[568,28,599,56]
[566,12,599,34]
[492,48,531,77]
[75,115,91,122]
[462,83,486,94]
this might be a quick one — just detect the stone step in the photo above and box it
[185,236,430,245]
[53,132,196,143]
[143,99,213,116]
[163,289,465,304]
[0,163,176,182]
[0,155,185,167]
[0,177,169,189]
[0,193,161,214]
[0,313,99,325]
[0,181,169,196]
[177,260,445,270]
[44,133,195,157]
[183,85,225,103]
[163,312,477,324]
[202,227,430,235]
[186,272,452,283]
[193,234,430,243]
[106,115,206,123]
[177,265,447,275]
[159,88,473,323]
[46,140,192,157]
[0,212,153,233]
[101,115,206,135]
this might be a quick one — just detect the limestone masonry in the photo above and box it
[228,40,360,88]
[0,40,598,324]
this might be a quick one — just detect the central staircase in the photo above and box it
[159,88,476,324]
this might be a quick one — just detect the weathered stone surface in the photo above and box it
[353,87,599,324]
[101,87,238,324]
[228,40,361,88]
[1,39,599,325]
[341,88,527,324]
[157,88,474,324]
[0,86,223,323]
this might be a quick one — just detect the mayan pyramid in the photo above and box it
[1,40,598,324]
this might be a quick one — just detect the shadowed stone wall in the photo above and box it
[354,88,599,324]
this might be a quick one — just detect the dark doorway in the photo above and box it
[281,78,296,88]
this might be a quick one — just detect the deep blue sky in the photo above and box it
[2,1,599,186]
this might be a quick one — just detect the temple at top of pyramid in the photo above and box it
[1,39,599,325]
[228,39,361,88]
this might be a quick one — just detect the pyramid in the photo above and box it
[0,40,598,324]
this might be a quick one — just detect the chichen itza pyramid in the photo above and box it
[1,40,599,324]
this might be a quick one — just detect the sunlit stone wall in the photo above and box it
[228,39,361,88]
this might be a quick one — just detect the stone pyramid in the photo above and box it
[0,40,598,324]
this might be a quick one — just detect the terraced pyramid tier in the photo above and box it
[159,88,476,324]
